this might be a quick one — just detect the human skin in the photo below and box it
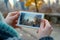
[5,11,22,29]
[37,19,53,39]
[5,12,53,39]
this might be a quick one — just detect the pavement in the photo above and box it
[16,24,60,40]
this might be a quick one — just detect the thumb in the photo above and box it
[40,19,45,29]
[44,19,51,30]
[8,12,18,16]
[37,19,45,33]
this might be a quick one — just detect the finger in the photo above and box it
[40,19,45,29]
[16,20,18,23]
[38,19,45,33]
[37,19,45,33]
[11,20,19,28]
[8,11,19,16]
[14,20,18,24]
[44,19,52,29]
[12,21,17,26]
[44,19,51,27]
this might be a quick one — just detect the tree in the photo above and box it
[25,0,44,12]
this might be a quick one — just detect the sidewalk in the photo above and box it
[16,25,60,40]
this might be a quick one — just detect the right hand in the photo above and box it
[37,19,53,39]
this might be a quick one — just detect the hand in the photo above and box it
[37,19,53,39]
[5,12,22,29]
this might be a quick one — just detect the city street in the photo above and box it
[16,24,60,40]
[0,0,60,40]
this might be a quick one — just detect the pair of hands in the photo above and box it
[5,12,53,39]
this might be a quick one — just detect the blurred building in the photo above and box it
[0,0,7,13]
[56,0,59,5]
[4,0,9,8]
[48,0,50,7]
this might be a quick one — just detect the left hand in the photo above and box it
[5,12,22,29]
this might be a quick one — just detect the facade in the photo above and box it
[56,0,59,5]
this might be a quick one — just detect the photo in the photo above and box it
[18,11,44,28]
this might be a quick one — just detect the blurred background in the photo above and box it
[0,0,60,40]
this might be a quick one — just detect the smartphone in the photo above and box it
[17,11,44,29]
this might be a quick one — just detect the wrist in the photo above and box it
[4,19,12,25]
[37,33,50,39]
